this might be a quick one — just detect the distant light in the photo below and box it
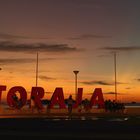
[124,118,129,121]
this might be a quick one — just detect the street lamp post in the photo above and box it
[36,52,39,87]
[114,52,117,101]
[73,70,79,99]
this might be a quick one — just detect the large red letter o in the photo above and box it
[7,86,27,109]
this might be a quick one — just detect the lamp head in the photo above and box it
[73,70,79,75]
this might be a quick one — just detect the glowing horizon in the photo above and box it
[0,0,140,102]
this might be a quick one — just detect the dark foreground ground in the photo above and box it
[0,116,140,140]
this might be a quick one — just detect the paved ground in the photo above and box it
[0,116,140,140]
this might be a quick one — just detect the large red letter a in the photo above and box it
[90,88,104,109]
[49,88,66,109]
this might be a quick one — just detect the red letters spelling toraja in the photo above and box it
[0,85,105,109]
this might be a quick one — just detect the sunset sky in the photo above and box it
[0,0,140,102]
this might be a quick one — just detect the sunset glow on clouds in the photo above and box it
[0,0,140,102]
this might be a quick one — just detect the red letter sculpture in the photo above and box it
[7,86,27,109]
[49,88,66,109]
[73,88,83,108]
[90,88,104,108]
[30,87,44,109]
[0,85,6,102]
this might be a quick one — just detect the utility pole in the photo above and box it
[114,52,117,101]
[36,52,39,87]
[73,70,79,99]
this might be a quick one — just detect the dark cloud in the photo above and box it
[39,75,56,81]
[0,33,49,40]
[0,41,79,53]
[104,92,116,94]
[0,58,35,64]
[81,80,125,86]
[69,34,110,40]
[136,78,140,82]
[104,92,125,95]
[81,80,114,86]
[0,58,55,65]
[125,87,131,90]
[101,46,140,52]
[0,33,30,39]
